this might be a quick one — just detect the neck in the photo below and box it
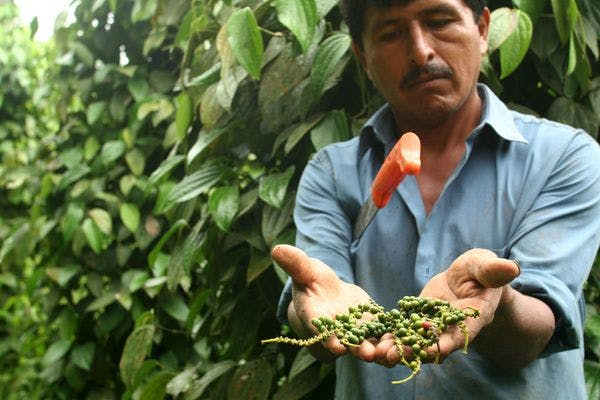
[395,85,483,154]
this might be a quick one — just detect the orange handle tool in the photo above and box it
[371,132,421,208]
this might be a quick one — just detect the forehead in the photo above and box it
[363,0,473,25]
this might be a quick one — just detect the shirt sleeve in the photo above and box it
[507,130,600,354]
[276,148,357,323]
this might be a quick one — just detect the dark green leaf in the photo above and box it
[119,324,156,387]
[82,218,110,254]
[208,186,240,232]
[175,92,193,139]
[311,110,351,150]
[43,340,72,366]
[132,0,158,23]
[137,372,174,400]
[227,359,273,400]
[311,33,351,100]
[187,128,226,165]
[273,365,322,400]
[71,342,95,371]
[275,0,318,53]
[182,361,236,400]
[259,166,296,209]
[227,8,264,80]
[246,248,273,284]
[120,203,141,233]
[288,348,318,381]
[167,161,227,204]
[87,101,107,125]
[101,140,126,166]
[149,155,185,185]
[262,194,295,246]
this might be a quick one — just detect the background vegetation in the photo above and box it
[1,0,599,398]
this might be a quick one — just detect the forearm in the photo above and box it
[473,285,555,369]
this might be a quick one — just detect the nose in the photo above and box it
[408,24,434,66]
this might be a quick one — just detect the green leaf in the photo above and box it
[311,33,351,99]
[275,0,318,53]
[498,9,532,79]
[120,203,141,233]
[148,219,188,267]
[547,97,599,137]
[61,203,85,241]
[488,8,519,53]
[187,128,226,165]
[551,0,579,44]
[175,92,193,139]
[119,324,156,387]
[82,218,110,254]
[227,8,264,80]
[167,161,227,205]
[124,148,145,176]
[513,0,546,25]
[315,0,337,18]
[89,208,112,235]
[208,186,240,232]
[160,291,189,321]
[259,166,296,208]
[288,347,318,381]
[101,140,126,166]
[227,359,273,400]
[43,339,72,366]
[166,367,197,397]
[584,361,600,400]
[87,101,107,125]
[247,249,273,284]
[310,110,351,150]
[71,342,95,371]
[46,265,80,287]
[149,155,185,185]
[284,114,326,154]
[137,372,174,400]
[131,0,158,23]
[273,365,321,400]
[182,361,236,400]
[566,32,577,75]
[262,194,295,246]
[129,77,150,101]
[186,63,221,89]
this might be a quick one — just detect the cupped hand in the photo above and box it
[272,244,378,360]
[372,248,520,366]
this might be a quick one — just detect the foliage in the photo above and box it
[0,0,599,399]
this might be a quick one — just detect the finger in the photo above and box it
[458,249,520,288]
[271,244,320,286]
[374,334,396,363]
[324,334,348,356]
[354,339,377,362]
[471,257,520,288]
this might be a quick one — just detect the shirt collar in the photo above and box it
[358,83,528,156]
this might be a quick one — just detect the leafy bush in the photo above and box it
[0,0,599,399]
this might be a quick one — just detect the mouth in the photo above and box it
[406,73,447,88]
[401,64,453,89]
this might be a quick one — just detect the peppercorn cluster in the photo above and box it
[262,296,479,384]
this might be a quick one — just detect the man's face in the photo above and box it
[354,0,489,130]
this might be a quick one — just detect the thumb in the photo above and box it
[271,244,319,287]
[467,252,520,288]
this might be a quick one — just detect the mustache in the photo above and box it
[401,63,453,87]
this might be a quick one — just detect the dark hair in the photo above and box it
[340,0,487,46]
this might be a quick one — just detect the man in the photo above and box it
[274,0,600,398]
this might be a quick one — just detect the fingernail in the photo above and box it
[511,259,521,277]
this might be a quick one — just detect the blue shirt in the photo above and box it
[278,85,600,399]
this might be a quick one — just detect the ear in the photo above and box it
[352,41,372,80]
[478,7,491,54]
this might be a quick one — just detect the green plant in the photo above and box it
[0,0,598,398]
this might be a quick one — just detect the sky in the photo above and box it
[14,0,74,41]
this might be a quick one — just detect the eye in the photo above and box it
[379,29,403,42]
[427,18,452,29]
